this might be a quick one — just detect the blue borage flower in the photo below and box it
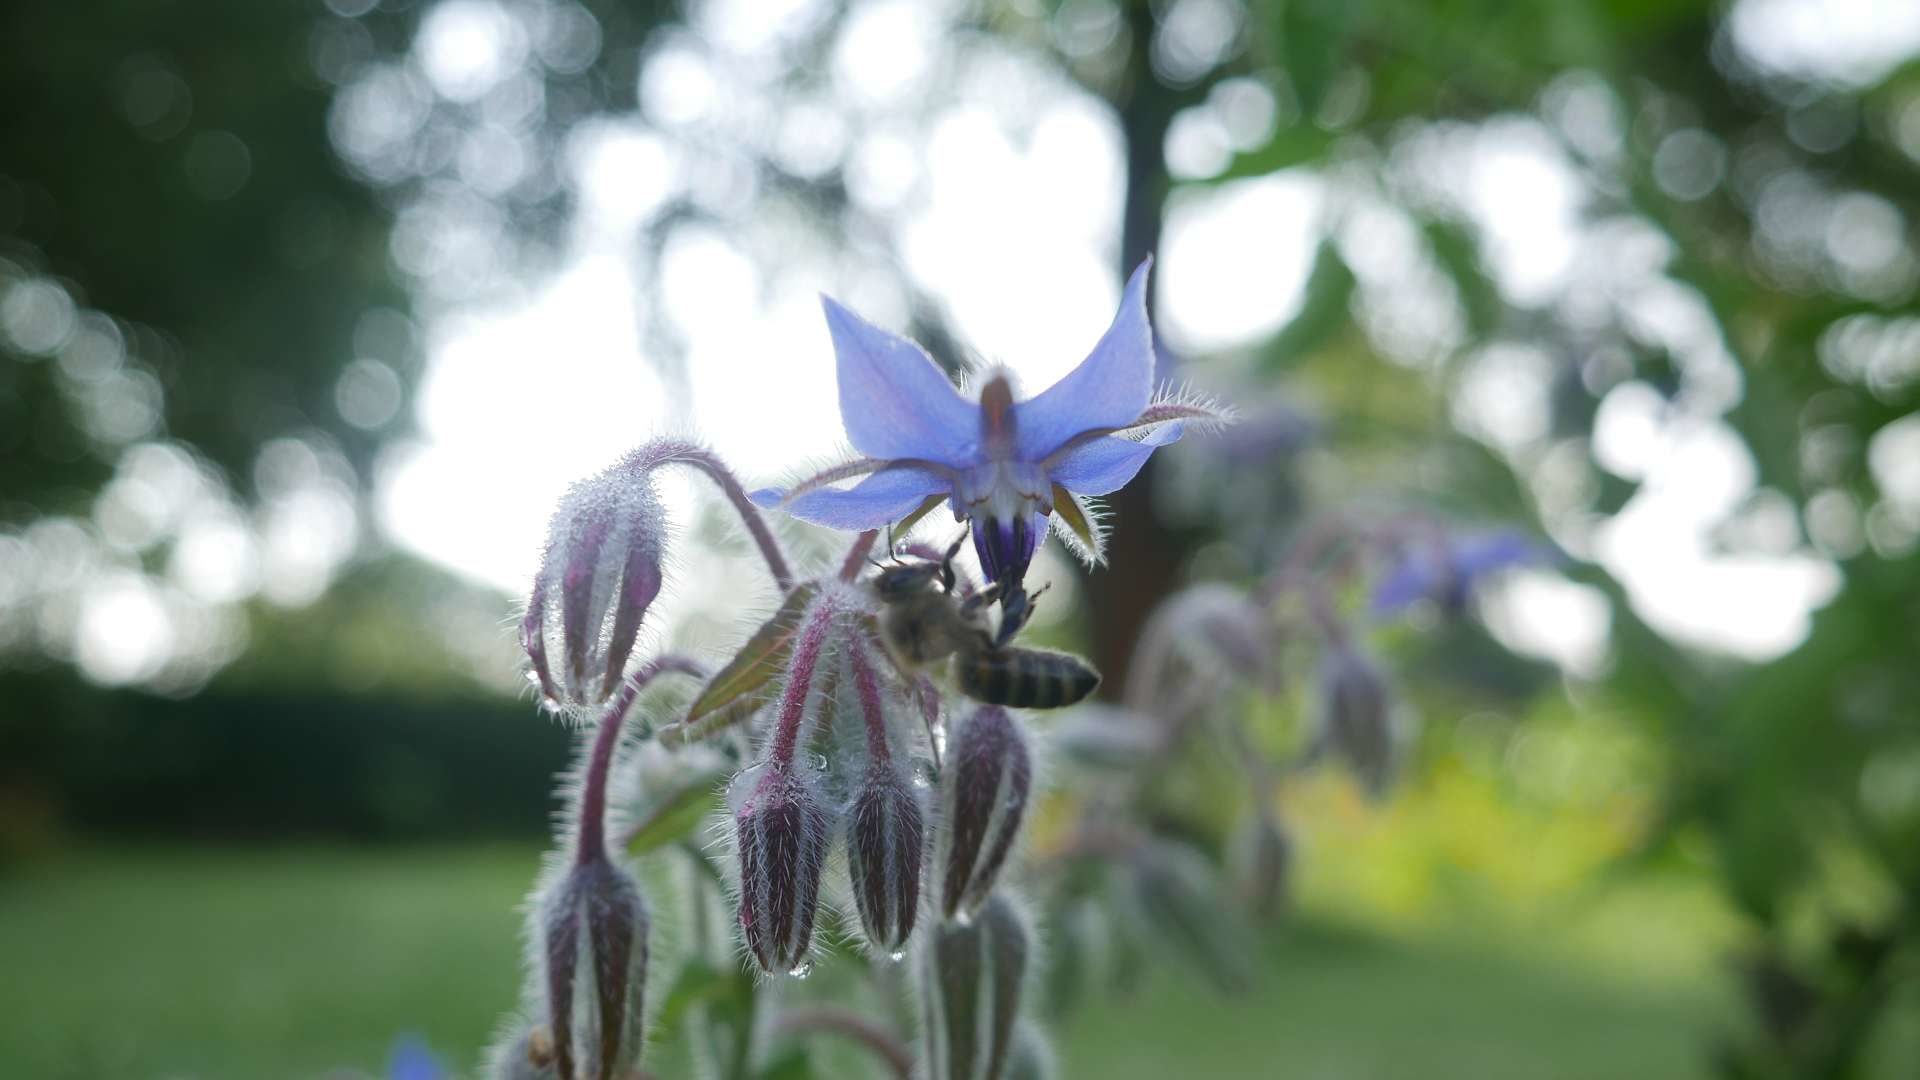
[754,258,1227,587]
[1370,528,1552,617]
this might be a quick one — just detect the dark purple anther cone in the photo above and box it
[847,764,926,955]
[734,762,831,976]
[540,855,650,1080]
[937,705,1033,920]
[973,510,1042,591]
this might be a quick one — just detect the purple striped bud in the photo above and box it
[1317,642,1397,798]
[1231,812,1293,921]
[1124,841,1252,992]
[732,762,832,976]
[523,456,667,708]
[538,857,650,1080]
[919,895,1031,1080]
[937,705,1033,920]
[846,763,926,955]
[482,1020,558,1080]
[1006,1023,1056,1080]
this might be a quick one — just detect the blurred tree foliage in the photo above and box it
[4,0,1919,1073]
[0,0,406,505]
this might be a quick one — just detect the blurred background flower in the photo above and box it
[2,0,1918,1075]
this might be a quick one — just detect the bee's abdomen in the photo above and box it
[957,647,1100,709]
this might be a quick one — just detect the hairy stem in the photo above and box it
[632,439,795,591]
[840,529,879,582]
[769,595,840,767]
[770,1006,913,1080]
[847,635,891,766]
[575,654,707,866]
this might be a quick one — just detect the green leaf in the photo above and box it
[624,765,729,855]
[1217,123,1336,182]
[757,1047,816,1080]
[1263,239,1354,370]
[1271,0,1360,117]
[656,962,751,1033]
[1422,219,1501,340]
[667,582,820,747]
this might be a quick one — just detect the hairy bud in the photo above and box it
[1317,643,1397,797]
[938,705,1033,919]
[732,762,832,976]
[919,895,1031,1080]
[1230,812,1293,921]
[483,1020,558,1080]
[847,763,926,955]
[1123,841,1252,993]
[1005,1022,1056,1080]
[539,857,650,1080]
[523,456,667,708]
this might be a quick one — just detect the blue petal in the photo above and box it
[1045,422,1182,496]
[778,465,949,530]
[823,297,980,467]
[1369,557,1442,615]
[387,1036,445,1080]
[1452,530,1549,577]
[1014,259,1157,460]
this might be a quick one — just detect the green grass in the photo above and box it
[1059,921,1715,1079]
[0,847,534,1079]
[0,847,1725,1078]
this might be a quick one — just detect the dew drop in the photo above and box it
[788,960,814,979]
[887,949,906,963]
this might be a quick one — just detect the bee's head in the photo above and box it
[872,559,944,602]
[871,536,963,602]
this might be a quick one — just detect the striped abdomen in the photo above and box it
[956,646,1100,709]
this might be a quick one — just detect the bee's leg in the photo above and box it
[911,673,944,772]
[960,580,1002,617]
[993,581,1051,646]
[937,534,965,593]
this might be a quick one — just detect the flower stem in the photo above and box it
[575,654,707,866]
[630,439,795,591]
[847,635,890,766]
[839,529,879,582]
[769,595,840,767]
[769,1006,913,1080]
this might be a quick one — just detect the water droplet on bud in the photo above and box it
[788,960,814,979]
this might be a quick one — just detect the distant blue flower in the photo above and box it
[387,1035,445,1080]
[756,259,1225,586]
[1371,529,1552,617]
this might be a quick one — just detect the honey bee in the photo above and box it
[871,539,1100,710]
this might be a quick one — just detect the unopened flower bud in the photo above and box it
[846,763,926,955]
[732,762,832,976]
[1048,705,1165,772]
[1317,643,1397,797]
[1123,841,1251,993]
[1230,811,1293,921]
[919,894,1031,1080]
[539,857,650,1080]
[483,1020,558,1080]
[523,454,667,708]
[1005,1022,1056,1080]
[1180,584,1274,681]
[937,705,1033,919]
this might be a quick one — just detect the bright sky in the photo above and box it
[22,0,1913,690]
[362,0,1920,678]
